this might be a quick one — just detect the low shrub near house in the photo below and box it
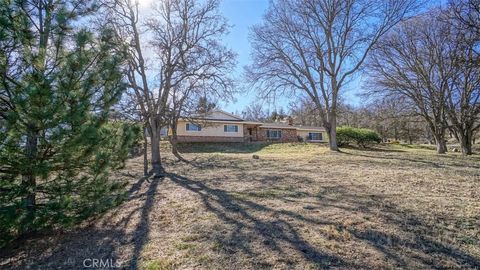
[337,127,381,148]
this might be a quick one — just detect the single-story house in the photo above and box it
[172,110,328,143]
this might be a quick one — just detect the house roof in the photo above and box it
[259,123,298,129]
[295,125,326,131]
[182,109,326,131]
[188,110,244,121]
[260,123,326,131]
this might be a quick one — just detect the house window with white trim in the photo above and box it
[308,132,323,141]
[224,125,238,132]
[266,130,282,139]
[186,123,201,131]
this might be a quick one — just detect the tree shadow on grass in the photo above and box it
[340,145,406,153]
[2,164,479,269]
[168,173,480,269]
[340,149,480,169]
[167,172,355,269]
[0,227,129,269]
[127,173,164,269]
[176,155,246,170]
[313,185,480,269]
[0,172,164,270]
[177,142,272,154]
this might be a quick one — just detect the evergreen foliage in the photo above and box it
[0,1,135,247]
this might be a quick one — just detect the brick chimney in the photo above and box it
[287,116,293,126]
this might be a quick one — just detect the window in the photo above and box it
[266,130,282,139]
[224,125,238,132]
[308,132,323,141]
[186,123,201,131]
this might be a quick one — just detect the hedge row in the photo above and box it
[337,126,381,148]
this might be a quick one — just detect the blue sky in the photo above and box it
[217,0,445,114]
[218,0,365,114]
[139,0,443,114]
[218,0,270,113]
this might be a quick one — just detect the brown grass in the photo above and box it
[1,143,479,269]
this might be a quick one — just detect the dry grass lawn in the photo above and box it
[1,143,479,269]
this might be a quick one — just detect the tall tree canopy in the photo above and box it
[0,0,137,246]
[104,0,235,169]
[247,0,418,151]
[368,7,480,155]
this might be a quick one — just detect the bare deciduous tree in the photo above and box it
[449,0,480,35]
[289,97,322,126]
[102,0,234,172]
[247,0,417,151]
[443,4,480,155]
[102,0,167,175]
[367,12,451,153]
[369,8,480,155]
[145,0,235,160]
[112,91,150,176]
[290,96,428,143]
[242,102,270,122]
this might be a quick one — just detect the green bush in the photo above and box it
[337,126,381,148]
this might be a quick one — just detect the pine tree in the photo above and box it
[196,96,217,115]
[0,1,137,246]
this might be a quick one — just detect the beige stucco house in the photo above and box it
[172,110,328,143]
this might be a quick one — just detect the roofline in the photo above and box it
[186,118,244,122]
[179,109,245,122]
[259,125,297,129]
[296,127,326,131]
[211,110,244,121]
[260,125,326,131]
[178,119,262,125]
[178,115,325,130]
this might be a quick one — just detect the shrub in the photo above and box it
[337,127,381,148]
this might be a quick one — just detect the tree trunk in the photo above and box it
[21,128,37,233]
[459,130,473,156]
[434,132,447,154]
[407,124,413,144]
[328,112,339,151]
[149,120,164,176]
[143,126,148,176]
[169,121,187,162]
